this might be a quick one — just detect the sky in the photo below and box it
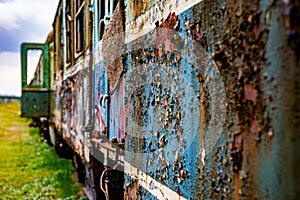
[0,0,59,96]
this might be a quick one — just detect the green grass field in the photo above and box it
[0,100,86,199]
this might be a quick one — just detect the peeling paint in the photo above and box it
[21,0,300,199]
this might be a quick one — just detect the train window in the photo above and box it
[26,50,43,86]
[98,0,118,40]
[107,0,118,16]
[75,0,85,53]
[66,0,72,63]
[59,13,64,68]
[98,0,105,40]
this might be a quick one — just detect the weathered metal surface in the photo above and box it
[123,22,206,200]
[60,64,92,161]
[21,91,51,118]
[94,61,109,136]
[122,0,300,199]
[21,0,300,199]
[21,43,52,118]
[102,1,125,92]
[109,77,128,142]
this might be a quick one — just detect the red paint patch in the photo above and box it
[244,84,258,105]
[250,119,260,134]
[162,99,167,107]
[253,24,261,40]
[234,134,243,151]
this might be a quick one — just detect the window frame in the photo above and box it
[75,0,85,56]
[65,0,72,65]
[97,0,118,41]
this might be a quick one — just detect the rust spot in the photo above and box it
[244,84,258,105]
[102,1,125,92]
[253,24,261,40]
[131,0,148,20]
[232,133,243,171]
[154,12,179,56]
[126,179,139,200]
[250,118,260,134]
[160,12,178,29]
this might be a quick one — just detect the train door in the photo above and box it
[21,43,52,118]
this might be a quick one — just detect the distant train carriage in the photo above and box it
[21,0,300,199]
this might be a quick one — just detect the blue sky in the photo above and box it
[0,0,58,96]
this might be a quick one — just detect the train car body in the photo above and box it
[21,0,300,199]
[21,39,54,118]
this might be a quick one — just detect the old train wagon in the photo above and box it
[21,0,300,199]
[21,32,54,119]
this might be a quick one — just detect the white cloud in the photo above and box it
[0,0,58,31]
[0,0,58,96]
[0,52,21,96]
[0,65,21,96]
[0,51,20,66]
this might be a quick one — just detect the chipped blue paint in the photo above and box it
[94,61,109,135]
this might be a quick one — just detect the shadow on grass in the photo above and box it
[24,127,87,199]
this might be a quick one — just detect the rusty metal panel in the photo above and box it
[123,30,206,200]
[121,0,300,199]
[25,0,299,199]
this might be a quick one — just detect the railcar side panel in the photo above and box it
[109,77,128,142]
[121,0,300,199]
[20,0,300,199]
[94,61,109,136]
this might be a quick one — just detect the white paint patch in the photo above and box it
[125,0,202,43]
[200,148,205,166]
[125,161,188,200]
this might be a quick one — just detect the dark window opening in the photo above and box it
[75,0,85,53]
[59,13,64,69]
[98,0,118,41]
[76,0,84,11]
[76,11,84,52]
[107,0,111,15]
[98,0,105,40]
[66,0,72,63]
